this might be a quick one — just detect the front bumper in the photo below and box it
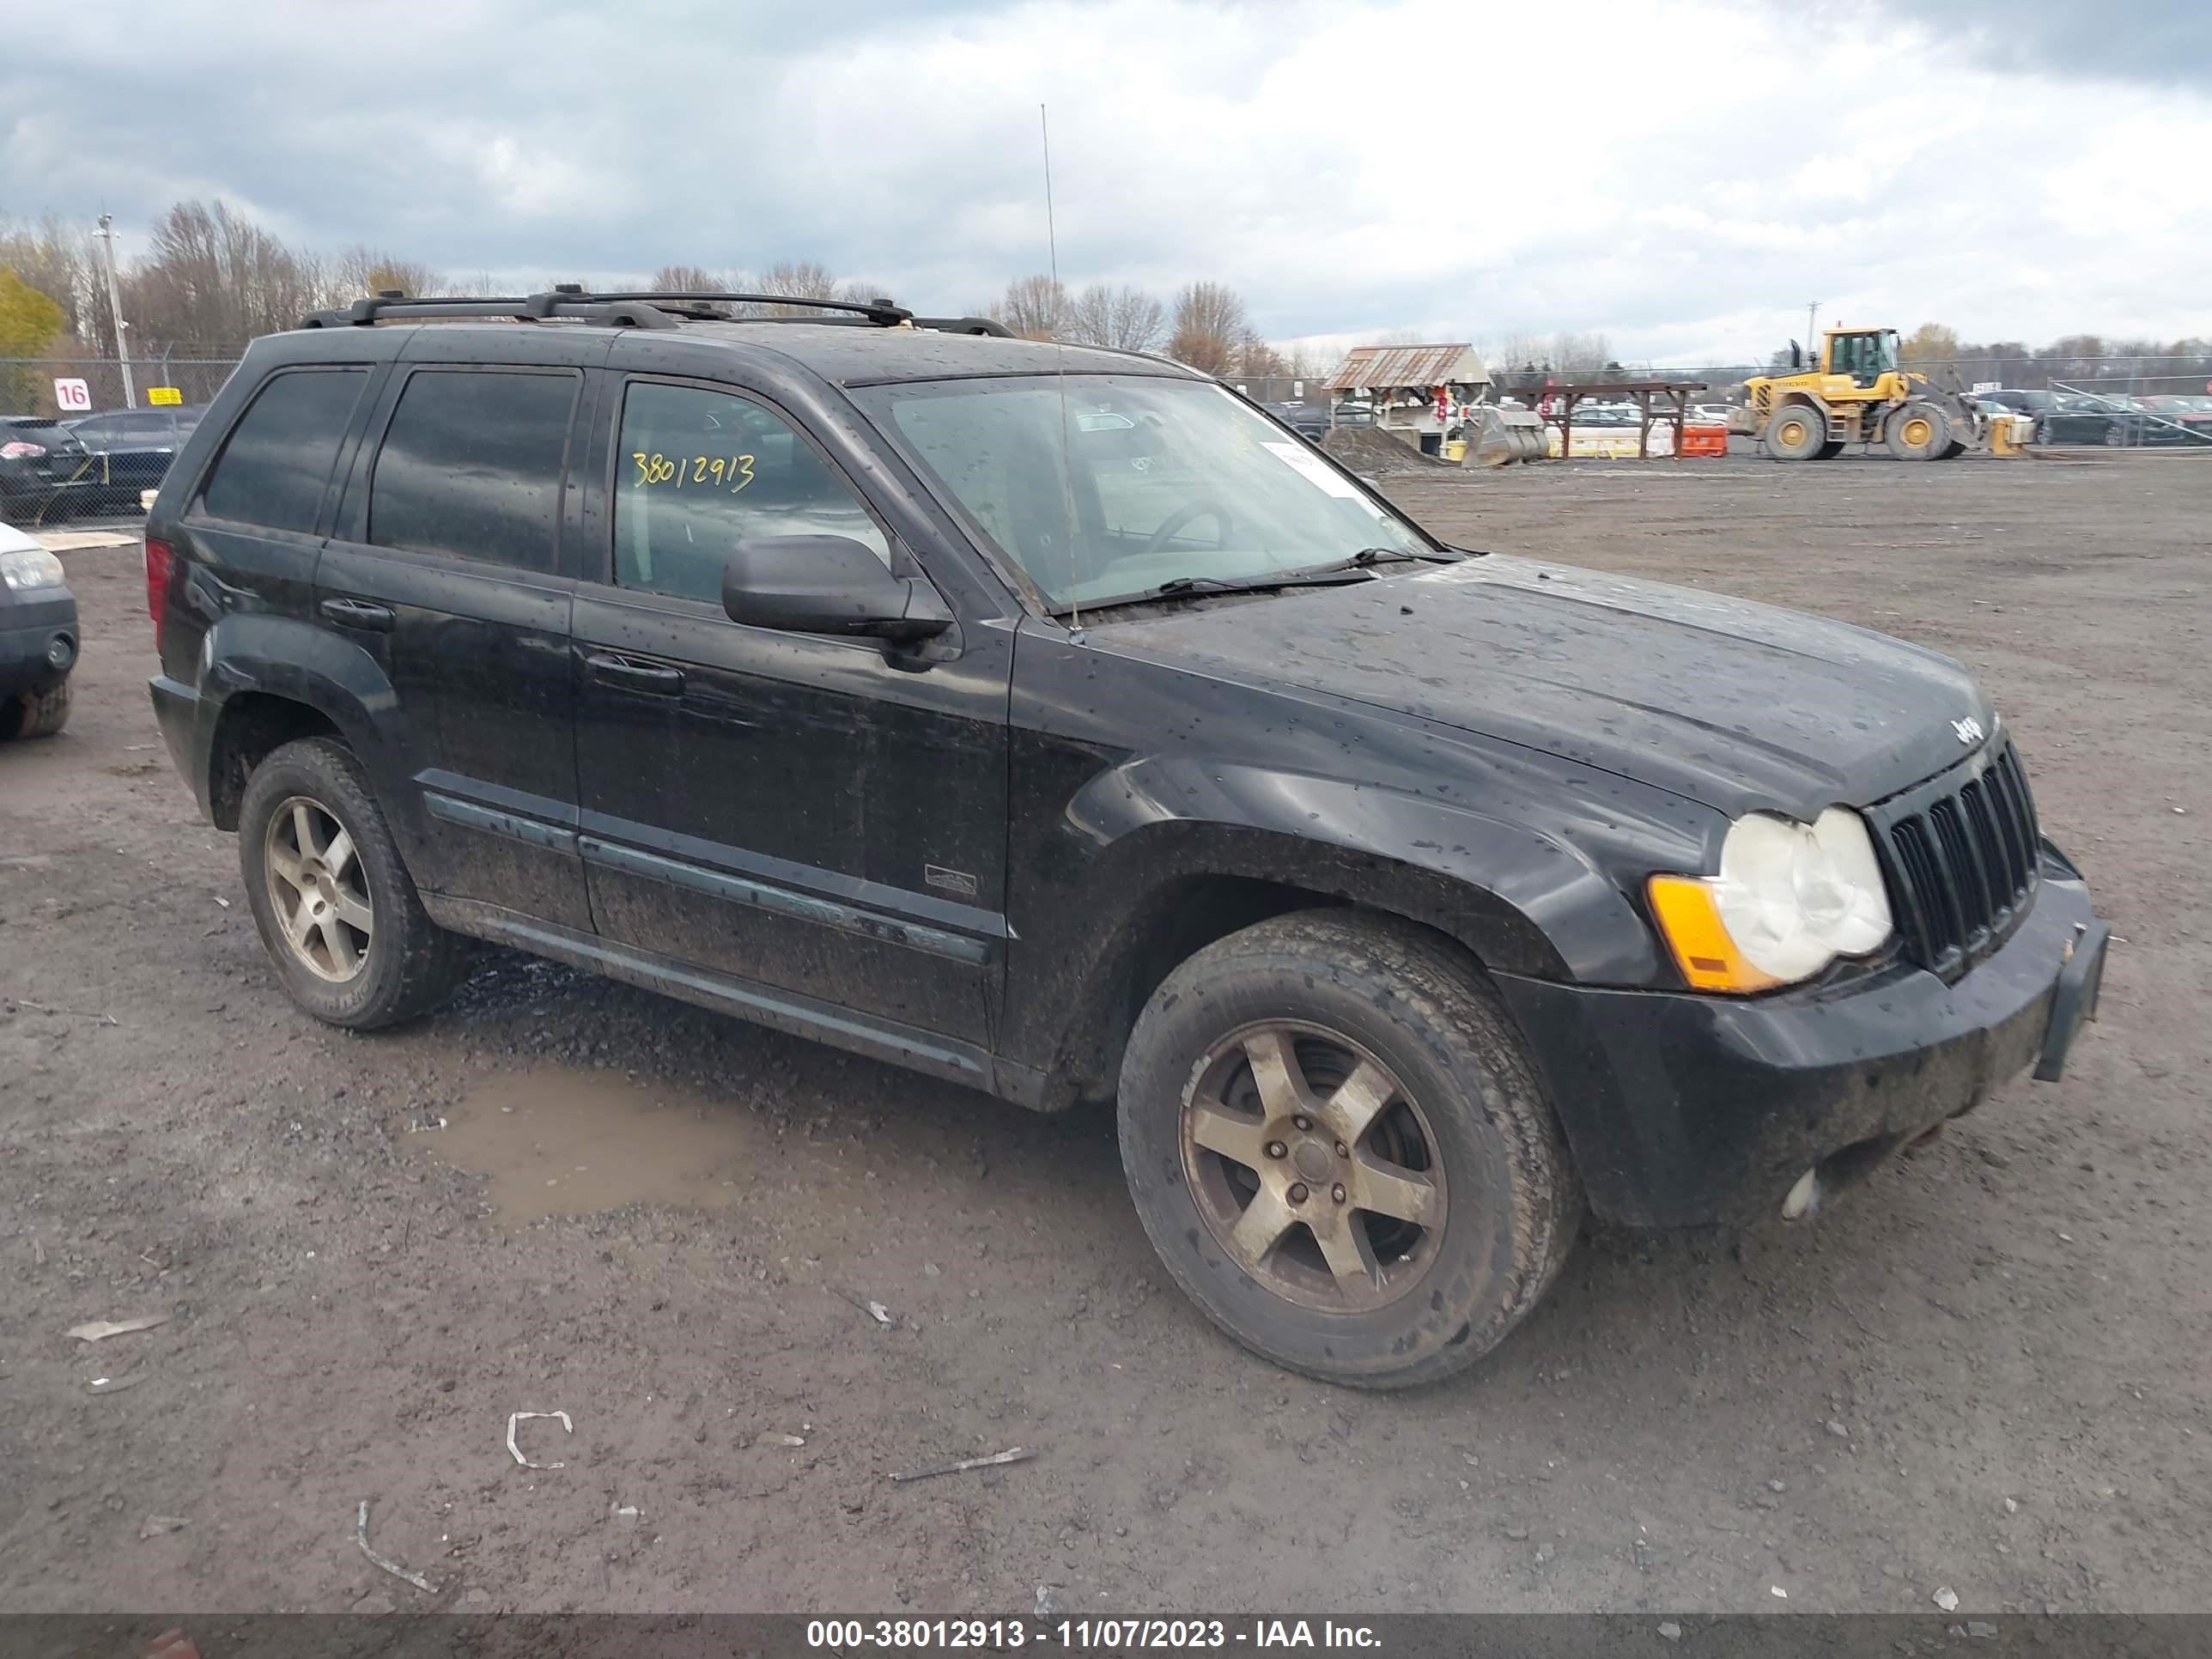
[1496,844,2106,1228]
[0,590,78,695]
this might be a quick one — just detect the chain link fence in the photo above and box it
[1,356,245,419]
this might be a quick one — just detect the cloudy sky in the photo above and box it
[4,0,2209,363]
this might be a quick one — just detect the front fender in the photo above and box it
[998,732,1718,1105]
[1062,754,1705,985]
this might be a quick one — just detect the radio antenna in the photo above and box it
[1042,102,1082,635]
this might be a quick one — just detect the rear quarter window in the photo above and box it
[198,368,369,533]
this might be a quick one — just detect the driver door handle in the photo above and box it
[586,653,685,696]
[319,597,394,632]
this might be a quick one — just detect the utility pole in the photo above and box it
[1806,301,1820,362]
[96,214,136,410]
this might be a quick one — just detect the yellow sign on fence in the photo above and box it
[146,386,182,406]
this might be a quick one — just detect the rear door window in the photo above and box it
[369,368,577,573]
[112,411,175,442]
[198,368,369,532]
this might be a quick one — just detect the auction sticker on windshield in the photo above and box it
[1261,440,1361,499]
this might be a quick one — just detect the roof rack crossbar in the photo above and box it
[297,289,1012,336]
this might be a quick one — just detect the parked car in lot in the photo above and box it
[145,289,2108,1387]
[0,518,77,738]
[1267,402,1330,442]
[1975,397,2036,441]
[2142,396,2212,441]
[2035,392,2197,447]
[0,416,99,523]
[62,404,206,509]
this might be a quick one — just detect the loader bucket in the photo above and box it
[1467,405,1549,467]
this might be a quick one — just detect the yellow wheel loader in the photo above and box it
[1729,327,1984,462]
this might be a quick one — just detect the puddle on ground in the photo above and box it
[425,1068,754,1222]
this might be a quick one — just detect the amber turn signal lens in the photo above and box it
[1646,875,1784,994]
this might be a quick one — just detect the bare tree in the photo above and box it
[650,264,726,294]
[990,274,1069,340]
[117,200,325,352]
[1549,331,1613,377]
[1168,281,1249,376]
[1489,331,1551,376]
[327,245,442,301]
[750,259,840,316]
[1064,283,1165,353]
[1236,331,1286,380]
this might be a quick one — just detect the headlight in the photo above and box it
[1648,808,1893,993]
[0,547,66,592]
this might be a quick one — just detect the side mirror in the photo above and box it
[722,536,953,643]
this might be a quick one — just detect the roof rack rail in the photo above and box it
[299,287,970,331]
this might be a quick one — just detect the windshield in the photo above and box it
[857,374,1430,608]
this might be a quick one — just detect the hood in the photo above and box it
[1097,555,1995,819]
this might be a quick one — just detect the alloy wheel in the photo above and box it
[1178,1020,1449,1312]
[263,795,374,982]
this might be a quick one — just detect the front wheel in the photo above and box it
[1117,912,1582,1389]
[1765,404,1826,461]
[1886,402,1952,460]
[0,677,70,740]
[237,737,473,1029]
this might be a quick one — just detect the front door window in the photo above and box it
[614,381,889,605]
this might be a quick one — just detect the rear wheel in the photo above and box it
[0,677,70,741]
[1765,404,1826,461]
[1886,402,1952,460]
[237,737,473,1029]
[2103,422,2129,449]
[1117,911,1581,1389]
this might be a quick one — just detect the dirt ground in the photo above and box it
[3,452,2207,1618]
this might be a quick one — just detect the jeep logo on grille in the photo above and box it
[1953,716,1985,745]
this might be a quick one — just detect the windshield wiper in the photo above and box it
[1294,546,1465,576]
[1059,567,1379,617]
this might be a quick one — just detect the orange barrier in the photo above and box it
[1677,426,1728,458]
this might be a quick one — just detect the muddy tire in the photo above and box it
[1117,910,1582,1389]
[1886,402,1952,460]
[237,737,472,1029]
[0,676,70,740]
[1766,404,1826,462]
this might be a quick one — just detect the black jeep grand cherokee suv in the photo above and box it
[147,291,2106,1387]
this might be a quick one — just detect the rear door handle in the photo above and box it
[319,597,394,632]
[585,653,685,696]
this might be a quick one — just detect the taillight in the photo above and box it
[0,441,47,459]
[144,537,173,648]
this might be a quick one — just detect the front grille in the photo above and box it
[1870,741,2041,981]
